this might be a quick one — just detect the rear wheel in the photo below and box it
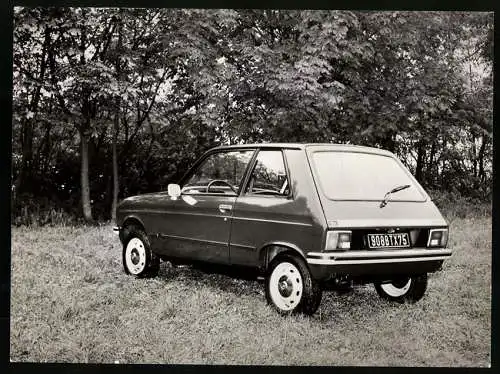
[374,274,428,303]
[122,226,159,278]
[265,253,322,315]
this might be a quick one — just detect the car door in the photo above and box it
[229,149,315,267]
[159,149,255,264]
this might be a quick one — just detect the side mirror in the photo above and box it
[167,183,181,200]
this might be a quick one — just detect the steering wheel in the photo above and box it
[206,180,237,194]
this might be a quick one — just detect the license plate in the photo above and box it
[367,233,410,249]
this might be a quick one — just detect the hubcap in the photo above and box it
[125,238,147,275]
[380,278,412,297]
[269,262,303,311]
[278,276,293,297]
[131,249,140,265]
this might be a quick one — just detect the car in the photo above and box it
[114,143,452,315]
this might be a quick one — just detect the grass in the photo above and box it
[10,210,491,366]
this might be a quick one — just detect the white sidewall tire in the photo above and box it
[265,253,322,316]
[268,262,304,312]
[380,279,412,297]
[121,226,160,278]
[374,274,428,303]
[125,238,147,275]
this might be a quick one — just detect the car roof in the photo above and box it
[212,143,393,155]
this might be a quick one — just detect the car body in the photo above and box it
[115,143,452,314]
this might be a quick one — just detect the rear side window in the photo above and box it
[311,151,425,201]
[245,150,290,196]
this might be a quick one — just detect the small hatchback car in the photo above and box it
[115,143,451,315]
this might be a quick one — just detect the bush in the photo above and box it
[11,193,79,227]
[428,190,491,222]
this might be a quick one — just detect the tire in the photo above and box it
[122,226,160,278]
[265,253,322,315]
[374,274,428,303]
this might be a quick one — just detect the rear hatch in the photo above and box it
[306,145,447,249]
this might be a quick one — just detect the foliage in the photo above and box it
[428,189,492,223]
[11,8,493,223]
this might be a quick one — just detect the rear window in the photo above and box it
[311,151,426,201]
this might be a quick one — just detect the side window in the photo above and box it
[245,150,290,196]
[182,150,254,195]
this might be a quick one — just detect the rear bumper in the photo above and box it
[306,248,452,280]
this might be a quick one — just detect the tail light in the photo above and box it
[325,230,352,251]
[427,228,449,248]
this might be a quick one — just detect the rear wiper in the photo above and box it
[380,184,411,208]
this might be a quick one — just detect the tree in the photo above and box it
[12,8,54,196]
[11,8,493,225]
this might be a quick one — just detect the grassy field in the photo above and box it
[10,212,491,366]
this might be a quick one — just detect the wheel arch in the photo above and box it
[258,241,308,272]
[119,215,146,244]
[122,215,145,230]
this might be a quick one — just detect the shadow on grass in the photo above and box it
[154,261,394,321]
[315,288,390,321]
[157,261,264,298]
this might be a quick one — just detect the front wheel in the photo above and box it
[374,274,428,303]
[122,226,160,278]
[265,254,322,315]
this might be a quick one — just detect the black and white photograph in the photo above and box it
[9,5,493,366]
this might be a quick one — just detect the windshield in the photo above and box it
[311,151,426,201]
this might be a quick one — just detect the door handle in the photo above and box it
[218,204,233,213]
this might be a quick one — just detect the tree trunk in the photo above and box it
[111,109,119,221]
[428,140,436,188]
[415,140,426,185]
[471,134,478,179]
[478,136,487,183]
[80,131,93,222]
[15,26,51,195]
[383,131,396,153]
[16,119,34,194]
[111,13,122,221]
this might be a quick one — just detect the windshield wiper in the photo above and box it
[380,184,411,208]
